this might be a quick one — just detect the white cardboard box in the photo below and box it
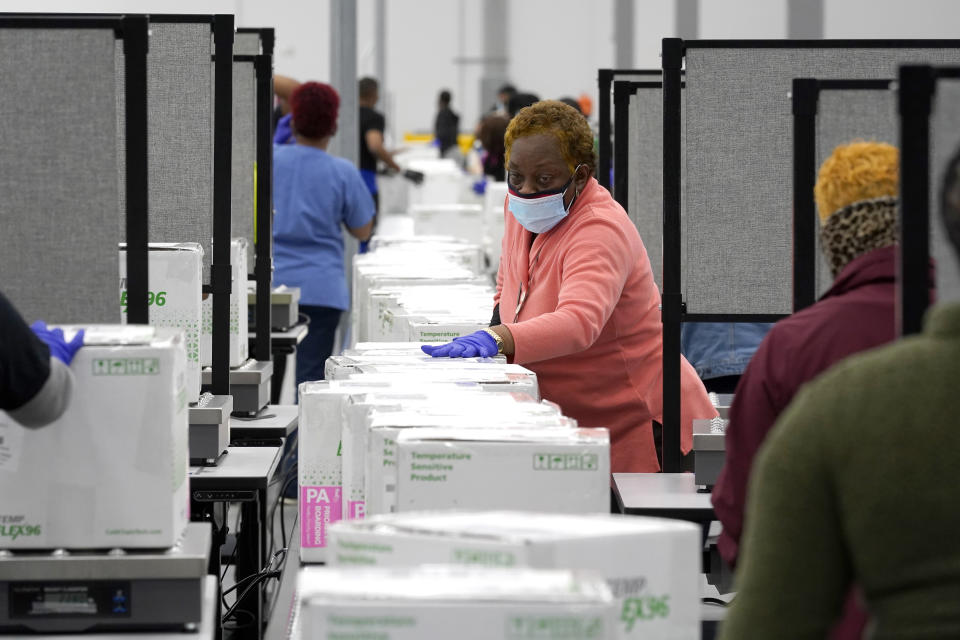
[341,365,540,400]
[341,388,512,522]
[329,512,701,640]
[407,319,488,342]
[299,565,616,640]
[396,428,610,515]
[365,409,573,518]
[0,326,189,550]
[325,354,506,381]
[299,380,518,562]
[298,380,426,563]
[201,238,249,367]
[120,243,203,403]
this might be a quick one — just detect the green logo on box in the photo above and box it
[532,453,599,471]
[506,616,604,638]
[92,358,160,376]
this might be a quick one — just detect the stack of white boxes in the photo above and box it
[297,364,611,563]
[351,238,495,346]
[328,511,702,640]
[483,180,509,275]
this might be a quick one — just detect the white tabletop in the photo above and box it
[251,322,308,345]
[189,445,282,489]
[613,473,714,517]
[230,404,298,435]
[34,575,216,639]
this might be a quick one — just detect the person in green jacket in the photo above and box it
[719,149,960,638]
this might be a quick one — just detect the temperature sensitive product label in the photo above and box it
[300,486,342,548]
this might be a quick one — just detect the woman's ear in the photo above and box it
[574,165,590,192]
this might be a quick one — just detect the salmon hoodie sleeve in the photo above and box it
[506,211,633,365]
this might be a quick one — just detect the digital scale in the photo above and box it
[202,358,273,416]
[248,285,301,332]
[0,523,211,633]
[189,393,233,465]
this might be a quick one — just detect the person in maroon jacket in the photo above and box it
[712,141,912,639]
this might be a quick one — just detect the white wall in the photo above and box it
[824,0,960,38]
[699,0,788,38]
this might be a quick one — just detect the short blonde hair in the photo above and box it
[814,141,899,223]
[504,100,595,173]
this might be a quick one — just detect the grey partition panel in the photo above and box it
[119,22,214,278]
[683,47,960,315]
[931,79,960,303]
[628,88,664,289]
[235,31,260,56]
[232,59,257,267]
[0,29,121,324]
[814,89,896,297]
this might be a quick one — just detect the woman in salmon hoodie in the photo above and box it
[423,100,715,472]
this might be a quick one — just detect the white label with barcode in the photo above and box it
[0,419,24,473]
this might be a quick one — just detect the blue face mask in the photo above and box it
[507,164,583,234]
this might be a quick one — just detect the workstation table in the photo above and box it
[190,446,284,640]
[249,323,308,405]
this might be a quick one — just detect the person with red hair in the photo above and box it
[273,82,375,395]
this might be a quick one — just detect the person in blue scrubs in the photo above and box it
[273,82,375,390]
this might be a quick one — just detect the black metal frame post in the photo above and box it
[613,80,668,213]
[598,69,614,189]
[253,31,274,363]
[598,68,662,191]
[898,65,935,336]
[792,78,819,312]
[792,78,894,313]
[212,15,235,396]
[122,16,150,324]
[613,81,633,209]
[660,38,684,474]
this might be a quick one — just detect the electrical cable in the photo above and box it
[267,464,297,559]
[278,471,298,550]
[264,509,298,623]
[221,549,287,625]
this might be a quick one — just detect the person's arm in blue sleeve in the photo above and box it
[342,164,376,242]
[0,291,83,428]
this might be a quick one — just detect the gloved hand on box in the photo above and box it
[30,321,84,365]
[472,178,487,195]
[421,330,498,358]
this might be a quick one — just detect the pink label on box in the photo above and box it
[348,500,365,520]
[300,486,342,549]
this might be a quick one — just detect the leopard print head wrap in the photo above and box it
[819,196,898,278]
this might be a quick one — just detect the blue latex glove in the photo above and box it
[472,178,487,195]
[274,113,294,145]
[30,321,84,365]
[359,239,371,254]
[421,330,497,358]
